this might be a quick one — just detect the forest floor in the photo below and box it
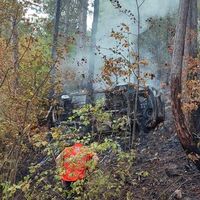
[131,88,200,200]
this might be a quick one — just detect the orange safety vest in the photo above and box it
[61,143,93,182]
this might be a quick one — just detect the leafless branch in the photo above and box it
[139,0,146,8]
[0,68,11,88]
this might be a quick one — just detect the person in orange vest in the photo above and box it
[56,143,98,189]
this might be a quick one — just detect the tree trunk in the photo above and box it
[184,0,200,135]
[78,0,88,48]
[50,0,62,97]
[184,0,198,58]
[76,0,88,93]
[63,0,71,36]
[171,0,200,170]
[12,0,20,89]
[86,0,99,104]
[9,0,20,184]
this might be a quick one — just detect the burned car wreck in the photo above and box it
[46,84,165,134]
[104,85,165,132]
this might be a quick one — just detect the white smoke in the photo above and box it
[60,0,180,92]
[92,0,179,90]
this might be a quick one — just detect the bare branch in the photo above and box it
[0,68,11,88]
[139,0,146,8]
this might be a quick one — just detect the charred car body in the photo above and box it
[46,84,165,133]
[104,85,165,131]
[47,85,165,131]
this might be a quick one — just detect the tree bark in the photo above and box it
[12,0,20,89]
[171,0,200,170]
[184,0,200,135]
[50,0,62,97]
[86,0,99,104]
[63,0,71,36]
[9,0,20,184]
[78,0,88,48]
[184,0,198,58]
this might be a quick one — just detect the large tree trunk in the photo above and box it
[63,0,71,36]
[76,0,88,92]
[78,0,88,48]
[171,0,200,170]
[50,0,62,97]
[86,0,99,104]
[184,0,198,58]
[184,0,200,135]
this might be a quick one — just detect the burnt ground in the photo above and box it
[131,89,200,200]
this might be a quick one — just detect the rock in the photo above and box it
[165,164,181,177]
[174,189,182,199]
